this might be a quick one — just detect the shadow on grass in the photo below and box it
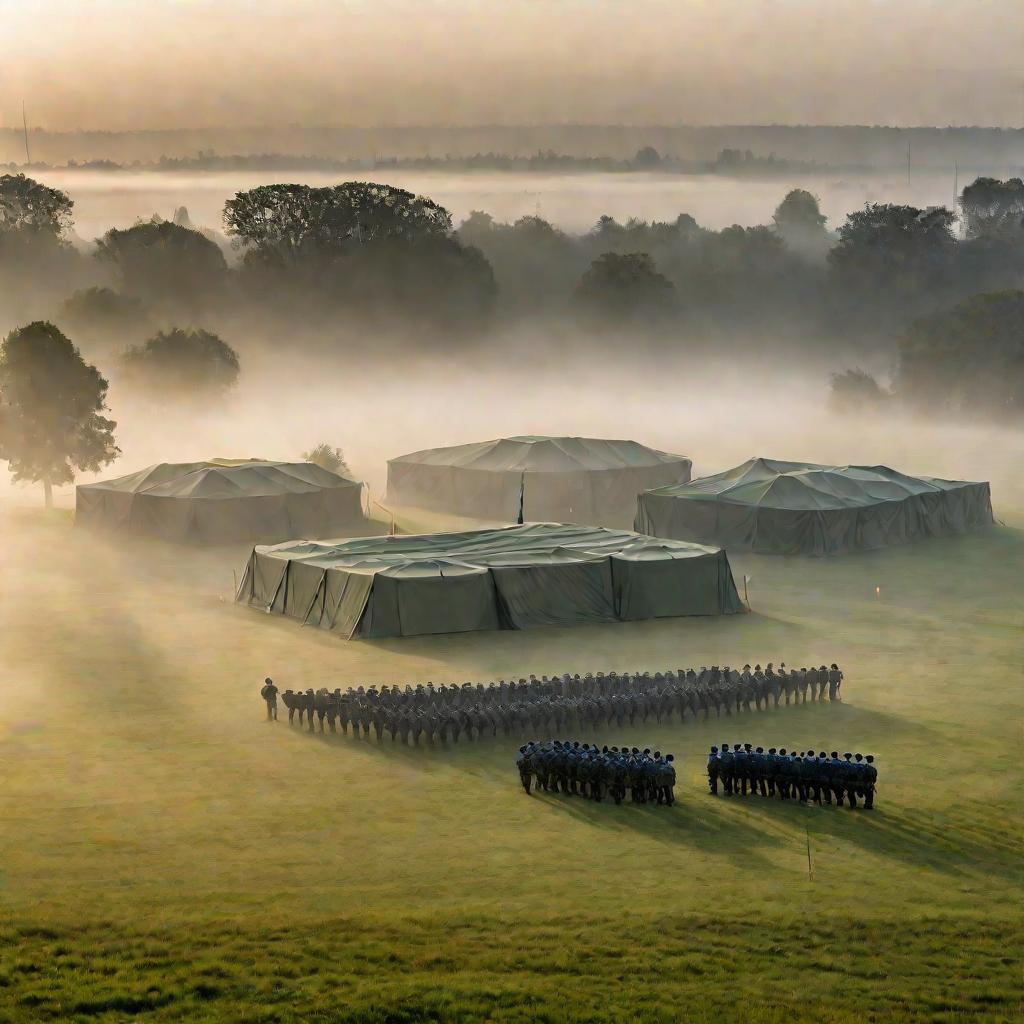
[528,786,785,869]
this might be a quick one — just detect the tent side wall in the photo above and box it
[612,550,743,619]
[522,464,691,530]
[637,481,995,556]
[103,487,363,544]
[75,487,135,530]
[387,462,522,520]
[357,572,501,638]
[490,558,617,629]
[390,459,693,527]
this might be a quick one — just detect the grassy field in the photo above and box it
[0,507,1021,1023]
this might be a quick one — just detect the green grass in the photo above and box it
[0,512,1021,1022]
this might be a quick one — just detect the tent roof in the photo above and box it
[79,460,361,500]
[254,522,722,579]
[644,457,984,511]
[390,436,689,473]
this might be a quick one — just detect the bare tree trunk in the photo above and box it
[43,477,53,508]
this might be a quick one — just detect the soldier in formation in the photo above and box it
[265,661,845,745]
[516,741,677,806]
[707,743,875,808]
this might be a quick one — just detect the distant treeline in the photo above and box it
[2,123,1023,171]
[0,147,848,178]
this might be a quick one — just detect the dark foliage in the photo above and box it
[58,287,152,349]
[224,182,452,269]
[897,290,1024,417]
[772,189,830,258]
[0,321,118,505]
[0,173,74,236]
[121,327,240,396]
[828,368,892,414]
[959,177,1024,241]
[95,220,227,313]
[574,252,676,325]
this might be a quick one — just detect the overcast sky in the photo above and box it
[1,0,1021,131]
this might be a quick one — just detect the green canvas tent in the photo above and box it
[386,436,691,528]
[76,459,364,544]
[635,457,993,556]
[236,522,742,639]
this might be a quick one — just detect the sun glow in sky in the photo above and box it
[0,0,1021,130]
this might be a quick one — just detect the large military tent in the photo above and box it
[386,436,691,528]
[236,522,742,639]
[76,460,364,544]
[635,457,993,556]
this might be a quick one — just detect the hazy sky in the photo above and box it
[1,0,1022,130]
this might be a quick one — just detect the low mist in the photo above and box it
[6,337,1018,522]
[35,168,964,245]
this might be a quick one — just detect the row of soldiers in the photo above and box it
[259,661,844,743]
[708,743,877,808]
[516,741,677,805]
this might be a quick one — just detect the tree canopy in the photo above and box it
[897,290,1024,417]
[95,220,227,310]
[0,174,74,236]
[302,442,351,477]
[224,182,453,268]
[959,177,1024,240]
[828,368,891,415]
[0,321,118,505]
[574,252,676,324]
[828,203,957,317]
[121,328,240,396]
[772,189,829,256]
[59,287,151,349]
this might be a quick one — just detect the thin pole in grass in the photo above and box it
[805,824,814,881]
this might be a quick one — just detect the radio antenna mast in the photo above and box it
[21,102,31,165]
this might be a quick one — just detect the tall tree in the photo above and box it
[772,189,829,255]
[0,174,73,236]
[0,322,118,507]
[959,177,1024,240]
[828,204,957,313]
[95,220,227,311]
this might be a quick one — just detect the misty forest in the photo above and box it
[1,166,1023,495]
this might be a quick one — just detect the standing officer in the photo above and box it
[260,678,279,721]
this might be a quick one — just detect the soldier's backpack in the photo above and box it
[260,684,273,700]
